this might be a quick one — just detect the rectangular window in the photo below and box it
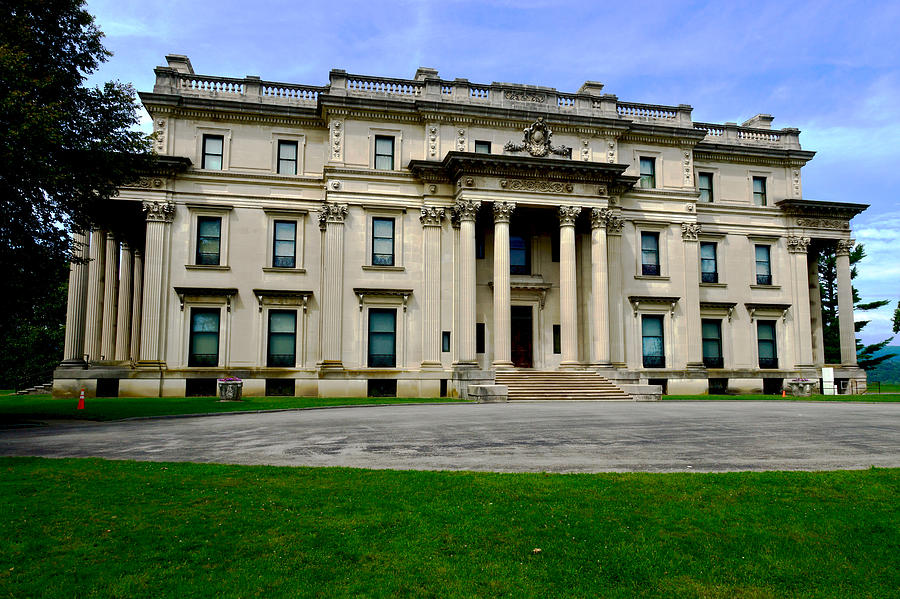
[755,244,772,285]
[698,172,713,202]
[442,331,451,353]
[642,315,665,368]
[641,232,660,276]
[273,220,296,268]
[196,216,222,265]
[752,176,767,206]
[202,134,224,170]
[552,325,561,354]
[374,135,394,170]
[702,319,723,368]
[757,320,778,369]
[474,140,491,154]
[189,308,220,367]
[700,242,718,283]
[277,140,298,175]
[510,235,529,275]
[639,157,656,189]
[368,308,396,367]
[476,323,485,354]
[372,218,395,266]
[267,310,296,367]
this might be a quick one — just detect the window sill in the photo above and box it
[185,264,230,271]
[634,275,670,281]
[263,267,306,274]
[362,265,405,272]
[750,284,781,290]
[700,282,727,288]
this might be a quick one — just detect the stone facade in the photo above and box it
[53,54,868,398]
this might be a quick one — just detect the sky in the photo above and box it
[84,0,900,344]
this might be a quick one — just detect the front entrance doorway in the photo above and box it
[511,305,533,368]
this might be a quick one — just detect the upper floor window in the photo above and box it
[202,135,224,170]
[277,140,298,175]
[641,232,660,276]
[639,157,656,189]
[273,221,296,268]
[757,320,778,369]
[642,315,665,368]
[755,244,772,285]
[475,140,491,154]
[267,310,297,367]
[374,135,395,170]
[752,176,767,206]
[510,235,529,275]
[698,172,714,202]
[189,308,220,367]
[702,319,723,368]
[196,216,222,265]
[372,217,395,266]
[700,242,718,283]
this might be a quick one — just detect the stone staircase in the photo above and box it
[15,382,53,396]
[494,370,632,401]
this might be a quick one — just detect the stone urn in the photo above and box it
[786,378,814,397]
[218,378,244,401]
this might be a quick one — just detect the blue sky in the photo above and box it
[85,0,900,344]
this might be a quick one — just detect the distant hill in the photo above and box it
[866,346,900,383]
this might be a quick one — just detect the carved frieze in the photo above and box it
[787,236,811,253]
[796,218,849,230]
[606,139,617,164]
[153,118,166,154]
[682,149,693,186]
[504,90,545,103]
[503,117,572,158]
[835,239,855,256]
[681,223,702,241]
[581,139,590,162]
[493,201,516,223]
[558,205,582,226]
[453,199,481,222]
[591,208,612,229]
[142,200,175,223]
[427,124,439,158]
[792,169,801,198]
[499,179,574,193]
[318,202,348,230]
[456,127,467,152]
[420,207,445,227]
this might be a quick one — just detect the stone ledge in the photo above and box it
[620,384,661,402]
[468,384,508,403]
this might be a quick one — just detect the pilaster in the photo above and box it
[590,209,611,365]
[835,239,857,366]
[420,207,445,368]
[62,231,89,364]
[130,250,143,362]
[787,236,814,367]
[606,213,626,367]
[319,202,348,368]
[681,223,704,369]
[492,201,515,368]
[558,205,582,366]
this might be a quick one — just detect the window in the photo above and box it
[698,172,713,202]
[552,325,561,354]
[700,242,718,283]
[476,323,485,354]
[510,235,529,275]
[189,308,219,367]
[372,218,395,266]
[368,309,396,367]
[642,315,665,368]
[374,135,394,170]
[755,244,772,285]
[196,216,222,265]
[202,134,224,170]
[442,331,451,353]
[641,232,660,276]
[273,221,296,268]
[277,140,298,175]
[267,310,296,367]
[475,140,491,154]
[702,319,723,368]
[752,176,767,206]
[757,320,777,369]
[639,157,656,188]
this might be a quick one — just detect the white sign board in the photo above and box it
[822,367,835,395]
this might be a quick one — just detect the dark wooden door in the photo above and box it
[511,305,533,368]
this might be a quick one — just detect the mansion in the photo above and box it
[53,54,867,398]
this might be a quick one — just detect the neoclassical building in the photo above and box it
[54,55,867,398]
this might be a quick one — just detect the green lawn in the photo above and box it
[0,395,469,423]
[664,393,900,402]
[0,458,897,598]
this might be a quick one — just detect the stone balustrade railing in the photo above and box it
[694,122,801,149]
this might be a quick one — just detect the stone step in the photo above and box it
[494,371,631,400]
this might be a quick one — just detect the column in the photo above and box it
[130,250,143,362]
[492,202,515,368]
[590,209,611,365]
[835,239,857,366]
[62,231,90,364]
[420,207,445,368]
[681,223,704,369]
[558,205,582,366]
[807,245,825,367]
[606,213,626,366]
[319,203,348,368]
[100,233,119,360]
[114,243,134,361]
[83,228,105,362]
[139,201,175,364]
[788,236,814,367]
[454,200,480,366]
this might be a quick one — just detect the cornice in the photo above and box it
[694,145,815,168]
[776,199,868,220]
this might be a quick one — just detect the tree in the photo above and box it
[818,244,896,371]
[893,300,900,335]
[0,0,153,387]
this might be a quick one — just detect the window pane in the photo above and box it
[204,136,223,154]
[642,336,663,357]
[700,242,716,259]
[199,217,221,237]
[275,221,295,241]
[757,321,775,341]
[278,141,297,160]
[702,339,722,357]
[475,141,491,154]
[373,218,393,238]
[642,316,663,337]
[375,136,394,155]
[204,155,222,170]
[278,159,296,175]
[755,245,769,261]
[268,334,295,356]
[753,177,764,193]
[369,310,396,333]
[641,233,658,252]
[702,321,721,339]
[640,158,654,176]
[373,238,393,256]
[269,311,296,334]
[274,239,295,257]
[192,310,219,333]
[198,238,220,254]
[191,333,218,356]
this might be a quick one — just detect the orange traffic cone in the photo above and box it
[77,388,85,410]
[782,389,786,398]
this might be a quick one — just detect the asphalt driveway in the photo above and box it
[1,401,898,473]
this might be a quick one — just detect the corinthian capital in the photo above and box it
[787,236,811,254]
[681,223,702,242]
[453,200,481,222]
[591,208,612,229]
[419,207,445,227]
[317,202,348,230]
[835,239,855,256]
[493,201,516,224]
[142,200,175,223]
[558,205,582,226]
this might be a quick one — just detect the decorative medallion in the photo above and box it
[504,117,572,158]
[787,236,811,253]
[681,223,702,241]
[420,207,445,226]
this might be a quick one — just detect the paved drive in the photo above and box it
[1,401,898,472]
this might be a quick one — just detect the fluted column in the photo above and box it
[787,236,814,367]
[114,243,134,361]
[455,200,481,366]
[62,231,90,364]
[590,209,611,365]
[130,250,143,362]
[99,233,119,360]
[558,205,582,366]
[606,213,625,366]
[83,228,105,362]
[835,240,857,366]
[139,201,175,364]
[681,223,704,369]
[319,203,348,368]
[492,202,515,368]
[807,245,825,367]
[420,207,445,368]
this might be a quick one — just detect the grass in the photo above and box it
[664,393,900,402]
[0,458,897,598]
[0,395,469,423]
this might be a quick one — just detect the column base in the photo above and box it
[452,361,479,369]
[317,360,344,371]
[685,362,706,371]
[58,358,88,368]
[492,360,514,369]
[420,361,443,370]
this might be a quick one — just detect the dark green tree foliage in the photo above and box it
[818,244,895,371]
[0,0,152,387]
